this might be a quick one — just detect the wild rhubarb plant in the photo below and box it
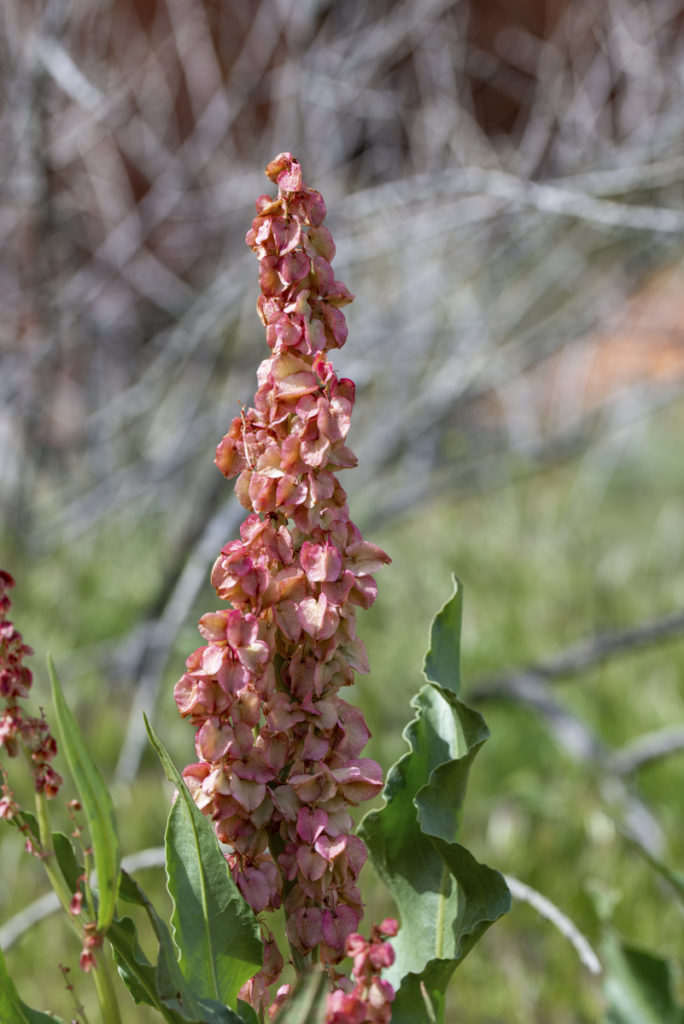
[175,152,393,1012]
[0,156,511,1024]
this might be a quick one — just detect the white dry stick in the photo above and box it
[505,874,602,976]
[0,847,167,952]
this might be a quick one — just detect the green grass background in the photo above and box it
[2,399,683,1022]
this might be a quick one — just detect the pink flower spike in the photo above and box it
[174,157,393,1003]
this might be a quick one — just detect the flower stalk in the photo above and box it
[174,153,396,1016]
[0,571,122,1024]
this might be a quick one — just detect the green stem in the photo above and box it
[90,947,123,1024]
[34,789,78,925]
[34,790,122,1024]
[290,944,313,975]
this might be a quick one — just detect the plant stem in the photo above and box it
[34,787,78,924]
[90,947,123,1024]
[34,789,122,1024]
[290,944,313,975]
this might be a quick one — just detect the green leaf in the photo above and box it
[276,970,329,1023]
[145,717,262,1010]
[0,945,66,1022]
[109,915,166,1012]
[115,870,244,1023]
[423,574,462,695]
[53,832,82,893]
[389,961,452,1024]
[359,580,510,1022]
[602,930,684,1024]
[236,999,260,1024]
[115,869,198,1018]
[48,656,121,932]
[5,809,39,842]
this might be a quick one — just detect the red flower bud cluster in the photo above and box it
[326,919,398,1024]
[0,571,62,800]
[174,154,391,1006]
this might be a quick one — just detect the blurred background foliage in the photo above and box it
[1,0,684,1020]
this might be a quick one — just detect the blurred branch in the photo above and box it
[470,608,684,699]
[608,726,684,777]
[504,875,602,976]
[114,496,244,784]
[469,674,664,853]
[0,847,166,952]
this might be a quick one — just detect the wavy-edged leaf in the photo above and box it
[388,960,453,1024]
[359,579,510,1022]
[602,930,684,1024]
[423,574,463,695]
[276,969,329,1024]
[0,945,65,1023]
[48,656,120,932]
[145,717,262,1011]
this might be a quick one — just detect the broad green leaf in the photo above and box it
[236,998,260,1024]
[145,717,262,1010]
[0,945,66,1023]
[276,970,329,1023]
[389,960,453,1024]
[414,689,490,843]
[361,687,509,987]
[48,656,120,932]
[423,575,462,695]
[359,581,510,1022]
[602,930,684,1024]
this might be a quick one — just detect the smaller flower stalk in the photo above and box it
[0,570,62,805]
[174,154,396,1016]
[0,571,121,1022]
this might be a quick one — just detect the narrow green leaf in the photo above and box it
[0,945,66,1023]
[602,930,684,1024]
[116,870,229,1023]
[6,809,39,842]
[109,915,166,1012]
[423,575,462,695]
[276,970,329,1024]
[145,717,262,1010]
[53,832,82,893]
[48,656,120,932]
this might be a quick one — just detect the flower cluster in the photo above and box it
[0,570,62,805]
[326,919,397,1024]
[174,154,391,1006]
